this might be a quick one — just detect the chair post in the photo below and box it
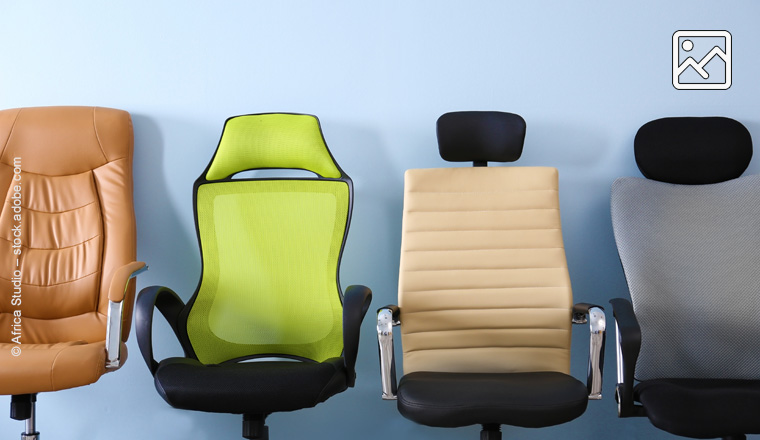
[22,402,39,440]
[242,414,268,440]
[480,424,501,440]
[10,394,39,440]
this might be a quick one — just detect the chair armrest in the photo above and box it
[572,302,599,324]
[135,286,187,375]
[377,304,400,400]
[342,285,372,387]
[108,261,148,302]
[572,302,606,399]
[609,298,645,417]
[105,262,148,370]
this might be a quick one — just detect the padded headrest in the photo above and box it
[0,106,132,176]
[205,113,342,180]
[635,117,752,185]
[437,111,526,163]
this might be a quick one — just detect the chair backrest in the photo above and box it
[398,112,574,375]
[184,113,351,365]
[612,116,760,380]
[0,106,136,344]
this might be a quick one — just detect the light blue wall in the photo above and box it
[2,1,759,438]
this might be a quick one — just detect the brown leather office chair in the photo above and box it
[0,106,146,440]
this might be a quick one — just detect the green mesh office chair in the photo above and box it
[135,113,372,439]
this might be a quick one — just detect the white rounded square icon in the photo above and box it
[672,30,731,90]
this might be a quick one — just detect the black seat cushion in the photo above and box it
[154,357,347,414]
[635,379,760,438]
[397,371,588,428]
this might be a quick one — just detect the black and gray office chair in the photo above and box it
[378,111,606,440]
[610,117,759,440]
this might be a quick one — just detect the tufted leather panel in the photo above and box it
[398,166,573,375]
[0,106,132,175]
[0,106,137,394]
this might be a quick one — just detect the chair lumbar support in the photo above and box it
[10,394,39,440]
[481,424,501,440]
[242,414,268,439]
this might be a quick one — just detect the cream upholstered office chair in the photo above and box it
[0,106,145,439]
[378,111,606,440]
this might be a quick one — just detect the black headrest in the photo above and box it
[635,117,752,184]
[437,111,526,164]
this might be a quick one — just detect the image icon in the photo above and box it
[672,30,731,90]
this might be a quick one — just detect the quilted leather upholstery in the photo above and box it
[0,106,138,394]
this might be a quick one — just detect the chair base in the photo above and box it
[10,394,39,440]
[243,414,269,440]
[723,436,746,440]
[481,424,501,440]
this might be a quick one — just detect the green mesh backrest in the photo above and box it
[187,114,349,364]
[205,113,341,180]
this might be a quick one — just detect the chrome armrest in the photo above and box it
[377,306,400,400]
[573,304,606,399]
[615,321,624,390]
[105,264,149,370]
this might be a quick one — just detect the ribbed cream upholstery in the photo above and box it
[398,166,573,375]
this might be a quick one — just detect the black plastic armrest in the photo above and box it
[135,286,187,375]
[609,298,644,417]
[342,285,372,387]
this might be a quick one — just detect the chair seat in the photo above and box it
[635,378,760,438]
[153,356,348,414]
[397,371,588,428]
[0,341,106,395]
